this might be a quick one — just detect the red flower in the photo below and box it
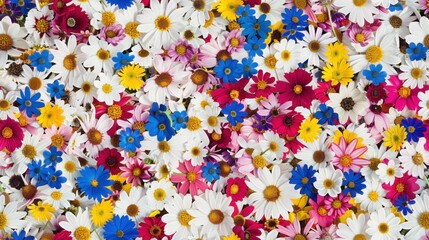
[366,83,387,103]
[211,80,250,107]
[276,68,315,108]
[314,82,339,103]
[382,173,420,202]
[95,94,133,136]
[272,111,304,138]
[208,126,232,149]
[51,0,72,15]
[226,177,248,202]
[385,75,424,111]
[55,4,89,34]
[96,148,124,175]
[233,221,262,240]
[138,217,169,240]
[248,70,275,98]
[285,135,304,154]
[53,230,72,240]
[0,117,24,152]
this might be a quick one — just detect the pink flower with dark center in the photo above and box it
[99,24,125,46]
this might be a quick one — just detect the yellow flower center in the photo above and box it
[264,55,277,69]
[263,185,281,202]
[411,67,423,79]
[155,72,173,87]
[353,234,367,240]
[418,212,429,229]
[301,177,309,184]
[294,0,307,9]
[369,158,381,171]
[0,34,13,51]
[412,153,424,165]
[365,46,383,63]
[74,226,91,240]
[207,116,218,127]
[230,38,240,48]
[187,116,201,131]
[154,16,171,31]
[107,104,122,120]
[368,191,379,201]
[386,168,395,176]
[96,49,110,61]
[126,204,139,217]
[229,89,239,99]
[191,147,201,157]
[340,154,353,167]
[186,171,197,182]
[51,134,65,149]
[355,33,366,43]
[252,155,267,168]
[132,167,141,177]
[1,127,12,139]
[191,70,208,85]
[125,22,140,39]
[153,188,166,201]
[353,0,367,6]
[398,87,411,98]
[323,179,334,189]
[51,191,62,200]
[116,230,124,238]
[63,54,77,71]
[87,128,102,145]
[35,18,50,33]
[396,183,404,193]
[102,83,112,94]
[101,12,116,26]
[378,223,389,234]
[175,45,187,55]
[22,144,37,159]
[158,141,170,152]
[208,209,224,224]
[293,84,303,94]
[64,161,76,173]
[178,210,194,227]
[281,50,291,61]
[0,213,7,230]
[230,184,239,194]
[318,206,328,216]
[293,234,307,240]
[90,179,98,187]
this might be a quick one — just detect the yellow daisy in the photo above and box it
[383,124,407,152]
[118,64,145,91]
[298,117,321,143]
[325,42,349,63]
[332,129,365,148]
[222,233,241,240]
[90,199,114,227]
[28,201,55,222]
[216,0,243,21]
[36,103,65,128]
[322,59,355,86]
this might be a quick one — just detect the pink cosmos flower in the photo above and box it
[170,160,208,197]
[324,193,352,218]
[168,39,193,63]
[225,29,246,54]
[42,124,73,151]
[120,158,152,186]
[345,23,374,47]
[277,217,316,239]
[331,137,368,172]
[309,195,336,227]
[385,75,420,111]
[382,173,420,202]
[257,93,292,117]
[99,24,125,46]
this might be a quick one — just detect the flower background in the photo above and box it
[0,0,429,239]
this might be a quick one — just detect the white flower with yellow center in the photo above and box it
[59,208,97,240]
[313,164,343,197]
[188,92,218,115]
[147,179,175,211]
[334,0,379,27]
[418,90,429,119]
[254,44,284,80]
[138,0,187,49]
[349,26,401,74]
[337,213,370,240]
[273,38,303,74]
[188,190,234,238]
[180,0,215,27]
[12,130,50,166]
[405,16,429,47]
[142,133,184,170]
[115,187,148,223]
[246,165,300,220]
[403,192,429,238]
[355,180,391,212]
[375,159,403,185]
[300,25,336,67]
[90,5,119,30]
[73,71,98,106]
[0,195,27,233]
[18,65,51,102]
[183,137,209,166]
[24,6,55,46]
[39,184,75,209]
[379,7,415,38]
[81,36,117,75]
[260,130,288,161]
[93,72,125,105]
[399,59,428,89]
[0,17,28,68]
[131,44,164,68]
[361,144,397,181]
[116,3,145,49]
[79,111,114,158]
[0,90,18,120]
[162,194,195,239]
[253,0,284,24]
[398,139,429,179]
[366,208,402,240]
[199,106,225,134]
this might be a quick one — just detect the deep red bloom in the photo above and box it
[314,82,339,103]
[94,94,133,136]
[226,177,248,202]
[96,148,124,175]
[55,4,89,34]
[0,117,24,152]
[233,222,262,240]
[272,111,304,138]
[285,135,304,154]
[54,230,72,240]
[244,0,261,7]
[138,217,168,240]
[248,70,275,98]
[366,83,387,103]
[50,0,72,15]
[211,80,250,107]
[208,126,232,149]
[276,68,315,108]
[382,173,420,202]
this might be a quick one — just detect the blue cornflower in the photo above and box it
[119,127,143,152]
[394,194,415,216]
[103,215,138,240]
[47,80,65,99]
[244,36,266,57]
[146,113,175,141]
[149,102,167,116]
[389,3,403,11]
[242,15,271,39]
[28,50,54,72]
[282,6,308,30]
[406,42,428,61]
[283,28,306,42]
[40,167,67,189]
[314,104,338,125]
[363,64,387,86]
[77,165,113,202]
[113,52,134,70]
[241,57,258,79]
[214,59,243,84]
[401,117,426,142]
[236,4,256,24]
[202,162,220,182]
[7,230,35,240]
[10,0,35,15]
[16,87,44,117]
[27,160,46,181]
[342,170,366,197]
[290,164,316,197]
[170,110,188,131]
[221,101,248,126]
[43,146,63,166]
[105,0,134,9]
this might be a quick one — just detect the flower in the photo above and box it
[91,200,114,227]
[147,179,175,211]
[59,208,98,240]
[103,215,138,240]
[337,213,370,240]
[383,124,407,152]
[401,117,426,142]
[77,165,113,202]
[290,164,316,197]
[402,193,429,238]
[394,194,415,216]
[221,101,248,127]
[0,195,27,233]
[313,164,343,197]
[46,80,65,99]
[36,103,65,128]
[202,161,220,182]
[16,87,44,117]
[118,64,145,90]
[214,59,243,84]
[314,104,338,125]
[55,4,89,34]
[0,17,28,68]
[146,112,175,141]
[363,64,388,86]
[170,160,208,197]
[366,208,402,239]
[114,187,148,222]
[106,0,134,9]
[246,166,300,220]
[216,0,243,21]
[28,50,54,72]
[242,15,271,39]
[119,127,144,153]
[28,201,55,222]
[113,52,134,71]
[276,68,315,108]
[138,216,168,240]
[322,59,355,86]
[225,177,248,202]
[0,117,24,152]
[342,170,366,197]
[298,117,321,143]
[331,137,368,172]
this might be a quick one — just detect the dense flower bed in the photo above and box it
[1,0,429,239]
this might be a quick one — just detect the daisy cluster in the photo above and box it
[2,0,429,239]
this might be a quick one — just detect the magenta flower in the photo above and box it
[170,160,208,197]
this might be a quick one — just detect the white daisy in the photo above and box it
[143,55,189,104]
[18,65,51,102]
[337,213,370,240]
[0,16,28,68]
[418,90,429,119]
[183,137,209,166]
[402,192,429,238]
[398,139,429,179]
[131,44,163,68]
[300,25,336,67]
[12,130,50,166]
[355,180,391,212]
[366,208,402,240]
[188,92,218,114]
[81,36,117,75]
[180,0,215,27]
[39,184,75,209]
[162,194,195,239]
[146,179,175,211]
[327,82,370,124]
[295,131,333,170]
[0,195,27,232]
[72,71,98,106]
[362,144,398,181]
[93,72,125,105]
[56,153,82,185]
[313,164,343,197]
[254,44,284,80]
[375,159,403,185]
[137,0,187,49]
[405,16,429,46]
[79,111,114,158]
[24,6,55,46]
[260,130,288,161]
[114,187,148,222]
[334,0,379,27]
[379,7,415,38]
[0,90,18,120]
[253,0,283,24]
[246,165,300,220]
[188,190,234,238]
[90,5,119,30]
[116,3,145,50]
[59,208,98,240]
[273,38,303,74]
[179,25,205,47]
[399,59,428,89]
[199,106,225,134]
[141,133,184,170]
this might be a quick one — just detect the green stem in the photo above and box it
[326,5,340,42]
[93,229,103,240]
[424,174,429,187]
